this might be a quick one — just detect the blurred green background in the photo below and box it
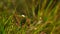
[0,0,60,34]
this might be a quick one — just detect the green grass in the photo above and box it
[0,0,60,34]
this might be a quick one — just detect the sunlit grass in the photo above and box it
[0,0,60,34]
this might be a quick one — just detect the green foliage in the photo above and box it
[0,0,60,34]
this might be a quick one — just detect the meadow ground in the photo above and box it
[0,0,60,34]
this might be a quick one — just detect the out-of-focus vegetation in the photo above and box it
[0,0,60,34]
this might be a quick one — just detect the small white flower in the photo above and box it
[21,15,25,17]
